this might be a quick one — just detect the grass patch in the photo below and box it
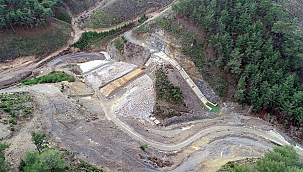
[206,102,220,113]
[70,22,133,50]
[0,20,72,62]
[21,71,75,85]
[0,92,34,130]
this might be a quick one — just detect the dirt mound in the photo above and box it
[100,67,145,97]
[0,71,32,89]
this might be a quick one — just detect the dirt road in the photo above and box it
[2,1,303,171]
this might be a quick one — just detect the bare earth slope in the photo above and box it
[1,1,303,172]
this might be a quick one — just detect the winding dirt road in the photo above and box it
[2,1,303,171]
[89,28,303,155]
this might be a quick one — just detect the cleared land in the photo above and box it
[83,0,174,28]
[100,67,145,97]
[0,20,72,62]
[1,1,303,172]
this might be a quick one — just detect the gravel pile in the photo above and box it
[84,62,136,88]
[196,79,220,103]
[0,71,32,89]
[113,75,155,123]
[0,123,11,139]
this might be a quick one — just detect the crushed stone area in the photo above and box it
[4,116,40,171]
[63,81,94,96]
[100,68,145,97]
[84,61,137,88]
[108,39,152,66]
[112,74,154,123]
[172,137,272,172]
[78,60,110,73]
[74,96,106,121]
[0,123,11,139]
[1,84,154,171]
[196,79,220,104]
[46,52,105,67]
[35,92,149,172]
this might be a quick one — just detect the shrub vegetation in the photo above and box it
[138,14,148,24]
[0,144,11,172]
[21,149,66,172]
[70,22,133,50]
[21,71,74,85]
[57,11,72,24]
[155,67,184,104]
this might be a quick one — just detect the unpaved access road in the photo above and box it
[2,63,303,171]
[93,86,303,153]
[2,2,303,171]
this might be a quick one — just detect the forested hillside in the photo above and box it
[0,0,60,32]
[84,0,174,28]
[172,0,303,126]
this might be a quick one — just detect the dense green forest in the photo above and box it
[172,0,303,126]
[0,0,60,32]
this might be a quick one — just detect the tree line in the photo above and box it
[173,0,303,126]
[70,22,133,50]
[0,0,60,32]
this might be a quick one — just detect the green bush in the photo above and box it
[140,144,148,151]
[22,149,66,172]
[0,144,11,172]
[31,132,48,153]
[9,118,17,125]
[155,67,184,103]
[256,146,303,172]
[69,22,133,50]
[113,38,124,52]
[21,71,75,85]
[138,14,148,24]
